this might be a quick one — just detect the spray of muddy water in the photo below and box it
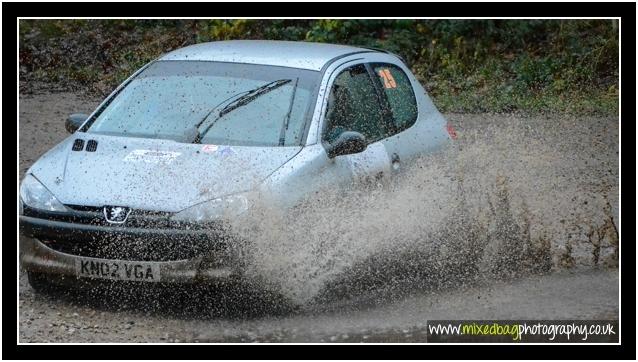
[228,114,619,306]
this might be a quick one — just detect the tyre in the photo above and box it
[26,271,56,295]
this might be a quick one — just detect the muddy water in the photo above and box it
[18,93,619,342]
[230,113,619,305]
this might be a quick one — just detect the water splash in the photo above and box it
[228,114,618,305]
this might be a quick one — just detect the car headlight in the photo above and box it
[171,194,250,223]
[19,174,67,212]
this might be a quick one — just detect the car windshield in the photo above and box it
[85,61,320,146]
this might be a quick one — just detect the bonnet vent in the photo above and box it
[86,140,98,152]
[71,139,85,151]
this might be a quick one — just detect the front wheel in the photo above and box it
[26,271,57,295]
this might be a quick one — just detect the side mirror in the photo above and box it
[65,113,88,133]
[326,131,367,158]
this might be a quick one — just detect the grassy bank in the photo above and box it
[19,19,618,115]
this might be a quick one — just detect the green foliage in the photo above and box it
[19,19,618,115]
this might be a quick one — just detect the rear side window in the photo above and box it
[372,64,418,131]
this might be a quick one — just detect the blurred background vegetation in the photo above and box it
[19,19,618,115]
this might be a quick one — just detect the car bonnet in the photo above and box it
[28,134,302,212]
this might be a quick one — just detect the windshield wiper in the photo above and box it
[192,79,292,143]
[218,79,291,118]
[190,90,252,143]
[278,78,298,146]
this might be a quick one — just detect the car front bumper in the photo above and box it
[19,215,240,284]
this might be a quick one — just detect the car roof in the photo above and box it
[158,40,380,71]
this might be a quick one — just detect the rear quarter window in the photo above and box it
[372,63,418,132]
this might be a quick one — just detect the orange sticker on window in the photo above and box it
[378,68,397,89]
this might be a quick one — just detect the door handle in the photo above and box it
[391,153,401,172]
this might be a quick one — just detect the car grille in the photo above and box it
[39,231,231,262]
[23,205,233,262]
[62,205,173,229]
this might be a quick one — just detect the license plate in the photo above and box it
[75,258,161,282]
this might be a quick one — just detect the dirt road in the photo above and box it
[18,92,619,343]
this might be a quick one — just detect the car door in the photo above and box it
[369,61,452,170]
[368,62,419,172]
[321,63,394,187]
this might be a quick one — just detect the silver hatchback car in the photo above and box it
[19,40,454,291]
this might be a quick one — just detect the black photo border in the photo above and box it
[3,2,635,360]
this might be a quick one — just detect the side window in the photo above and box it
[372,63,418,131]
[323,64,390,144]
